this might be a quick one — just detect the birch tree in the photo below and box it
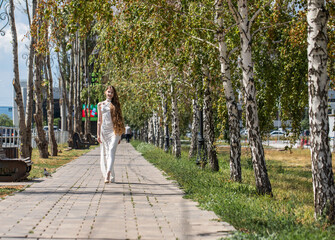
[23,0,36,159]
[215,0,241,181]
[8,0,37,159]
[33,0,48,158]
[46,51,58,156]
[171,80,181,158]
[226,0,272,194]
[203,65,219,171]
[189,98,199,158]
[307,0,335,223]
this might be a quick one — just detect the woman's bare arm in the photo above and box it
[97,102,102,143]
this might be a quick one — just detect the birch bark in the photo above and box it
[307,0,335,222]
[76,36,82,134]
[34,54,48,158]
[227,0,272,194]
[67,48,74,147]
[162,93,169,152]
[83,39,91,136]
[154,112,160,147]
[8,0,31,158]
[215,0,241,181]
[57,42,68,132]
[171,82,181,158]
[159,123,164,149]
[46,51,58,156]
[73,37,79,133]
[189,98,199,158]
[22,0,36,159]
[148,116,154,144]
[203,66,219,171]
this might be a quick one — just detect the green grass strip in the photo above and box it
[131,140,335,240]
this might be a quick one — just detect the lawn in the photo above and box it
[0,144,95,199]
[29,144,94,178]
[132,140,335,239]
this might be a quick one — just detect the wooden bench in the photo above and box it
[85,133,99,145]
[72,132,90,149]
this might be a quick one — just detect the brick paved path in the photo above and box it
[0,142,235,240]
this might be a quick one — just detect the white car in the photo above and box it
[43,126,59,132]
[240,129,248,136]
[270,130,286,137]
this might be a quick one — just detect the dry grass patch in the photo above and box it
[0,185,25,199]
[29,144,95,179]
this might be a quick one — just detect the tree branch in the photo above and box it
[252,21,291,38]
[183,31,219,49]
[249,0,272,32]
[194,27,217,33]
[226,0,240,24]
[25,0,31,27]
[228,46,239,58]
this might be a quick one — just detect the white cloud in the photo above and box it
[0,8,30,106]
[0,22,30,55]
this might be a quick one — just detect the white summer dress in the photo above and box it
[100,102,121,182]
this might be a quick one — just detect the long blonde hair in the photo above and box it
[107,86,125,135]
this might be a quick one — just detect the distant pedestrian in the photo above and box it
[125,124,132,143]
[97,85,125,183]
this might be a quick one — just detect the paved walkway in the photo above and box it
[0,142,235,240]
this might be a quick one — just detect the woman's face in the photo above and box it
[105,88,114,100]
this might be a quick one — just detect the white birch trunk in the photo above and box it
[159,123,164,149]
[148,116,154,144]
[22,0,36,159]
[229,0,272,194]
[73,36,79,133]
[46,52,58,156]
[9,0,31,158]
[171,83,181,158]
[307,0,335,222]
[154,112,160,147]
[162,93,169,152]
[189,98,199,158]
[33,35,48,158]
[77,36,82,134]
[215,0,241,181]
[83,39,91,136]
[203,66,219,171]
[68,48,74,147]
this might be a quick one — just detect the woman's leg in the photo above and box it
[103,137,112,182]
[101,135,109,180]
[107,135,120,182]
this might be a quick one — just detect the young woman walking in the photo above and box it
[97,85,125,183]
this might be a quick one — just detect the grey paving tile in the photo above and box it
[0,143,235,239]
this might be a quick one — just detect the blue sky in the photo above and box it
[0,1,30,107]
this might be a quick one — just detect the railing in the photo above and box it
[0,126,69,149]
[31,129,69,148]
[0,126,20,148]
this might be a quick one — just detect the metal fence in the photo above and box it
[31,129,69,148]
[0,127,20,148]
[0,126,69,149]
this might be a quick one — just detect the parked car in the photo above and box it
[43,126,59,132]
[270,130,286,137]
[240,129,248,136]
